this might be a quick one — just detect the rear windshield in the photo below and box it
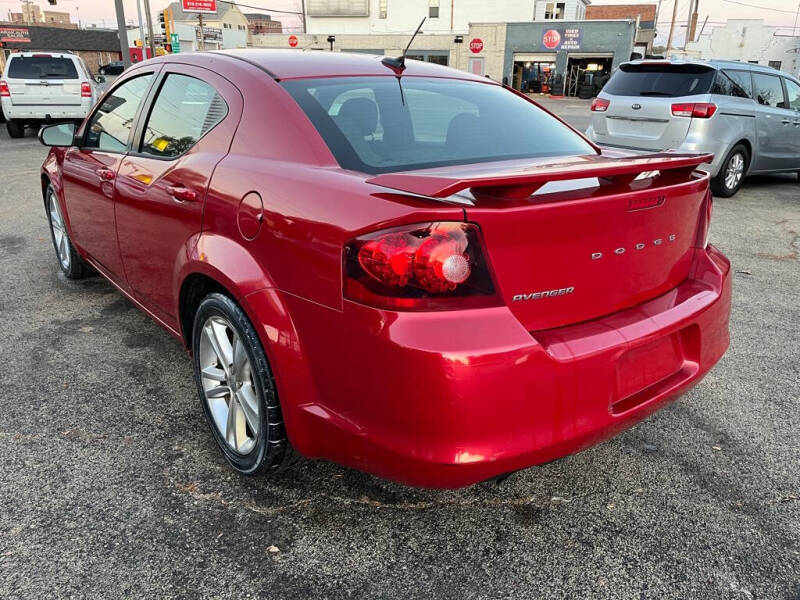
[7,56,79,79]
[282,76,595,174]
[603,64,715,98]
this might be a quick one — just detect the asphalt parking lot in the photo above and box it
[1,112,798,599]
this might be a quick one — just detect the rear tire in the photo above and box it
[45,184,90,279]
[711,144,748,198]
[6,120,24,138]
[192,293,290,476]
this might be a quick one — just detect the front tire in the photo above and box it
[192,293,290,475]
[6,120,24,138]
[45,185,90,279]
[711,144,748,197]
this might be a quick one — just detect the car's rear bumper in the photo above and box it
[246,245,731,488]
[1,99,89,122]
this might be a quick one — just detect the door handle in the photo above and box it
[166,185,198,202]
[96,168,115,181]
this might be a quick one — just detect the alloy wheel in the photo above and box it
[48,191,71,271]
[724,152,745,191]
[199,315,260,455]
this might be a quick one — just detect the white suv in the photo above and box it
[1,52,98,138]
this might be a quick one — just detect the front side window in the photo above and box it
[752,73,787,108]
[140,74,228,158]
[84,74,154,152]
[282,76,595,174]
[785,78,800,111]
[712,69,752,99]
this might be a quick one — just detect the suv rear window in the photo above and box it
[603,64,715,98]
[7,56,79,79]
[282,76,595,174]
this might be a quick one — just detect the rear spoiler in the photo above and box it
[366,152,714,199]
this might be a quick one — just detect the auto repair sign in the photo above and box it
[182,0,217,13]
[541,28,582,51]
[0,27,31,43]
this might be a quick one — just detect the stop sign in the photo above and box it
[288,35,298,47]
[542,29,561,49]
[469,38,483,53]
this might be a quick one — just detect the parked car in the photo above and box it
[38,50,731,488]
[99,61,125,76]
[586,59,800,197]
[1,52,98,138]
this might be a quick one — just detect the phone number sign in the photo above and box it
[182,0,217,13]
[541,28,582,51]
[0,27,31,43]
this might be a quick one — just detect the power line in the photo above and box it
[719,0,799,14]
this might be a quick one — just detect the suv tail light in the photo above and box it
[671,102,717,118]
[344,222,500,310]
[591,97,610,112]
[0,80,9,97]
[80,82,92,97]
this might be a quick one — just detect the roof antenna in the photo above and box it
[382,17,426,73]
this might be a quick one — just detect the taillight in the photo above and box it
[81,82,92,97]
[591,97,610,112]
[671,102,717,118]
[0,80,9,97]
[344,222,499,310]
[695,189,713,248]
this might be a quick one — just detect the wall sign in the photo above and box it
[469,38,484,53]
[182,0,217,13]
[288,35,298,47]
[541,28,582,51]
[0,27,31,43]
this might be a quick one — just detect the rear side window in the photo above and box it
[784,78,800,111]
[7,56,79,79]
[711,70,752,99]
[84,74,154,152]
[282,76,595,174]
[603,64,715,97]
[752,73,787,108]
[140,74,228,158]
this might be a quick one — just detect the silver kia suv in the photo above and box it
[585,59,800,197]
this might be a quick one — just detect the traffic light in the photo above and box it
[48,0,57,5]
[158,10,166,31]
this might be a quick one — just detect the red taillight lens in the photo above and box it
[0,80,10,97]
[344,222,499,310]
[591,97,610,112]
[671,102,717,118]
[81,82,92,97]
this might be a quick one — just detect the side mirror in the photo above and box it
[94,74,106,84]
[39,122,77,147]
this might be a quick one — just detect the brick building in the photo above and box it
[245,13,282,34]
[585,4,657,56]
[0,24,121,74]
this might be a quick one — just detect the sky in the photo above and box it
[1,0,798,44]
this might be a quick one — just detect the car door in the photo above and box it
[751,72,794,172]
[782,77,800,166]
[114,65,242,327]
[60,71,158,282]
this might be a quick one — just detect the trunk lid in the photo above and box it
[5,55,82,106]
[367,152,712,331]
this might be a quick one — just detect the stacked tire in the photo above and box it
[577,84,594,99]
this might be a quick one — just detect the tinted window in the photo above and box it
[282,76,595,174]
[7,56,78,79]
[140,74,227,158]
[84,74,154,152]
[752,73,787,108]
[603,64,715,97]
[711,70,752,99]
[784,78,800,111]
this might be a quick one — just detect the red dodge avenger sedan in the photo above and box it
[39,50,731,488]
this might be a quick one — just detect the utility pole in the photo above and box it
[144,0,156,59]
[665,0,679,55]
[199,14,205,51]
[136,0,146,51]
[301,0,307,33]
[684,0,699,48]
[114,0,132,68]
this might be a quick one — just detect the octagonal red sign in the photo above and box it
[542,29,561,49]
[288,35,298,47]
[469,38,484,53]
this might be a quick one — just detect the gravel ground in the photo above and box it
[0,115,798,599]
